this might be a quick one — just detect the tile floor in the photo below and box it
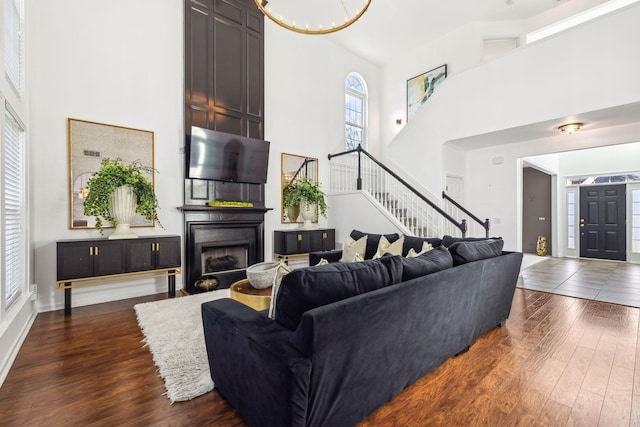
[518,255,640,308]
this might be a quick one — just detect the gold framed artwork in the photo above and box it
[67,118,155,230]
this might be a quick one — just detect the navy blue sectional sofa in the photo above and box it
[201,232,523,427]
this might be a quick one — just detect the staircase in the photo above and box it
[328,145,489,238]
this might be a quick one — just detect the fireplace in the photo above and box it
[180,206,268,293]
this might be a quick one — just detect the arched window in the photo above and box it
[345,73,367,150]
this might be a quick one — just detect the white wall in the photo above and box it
[29,0,185,311]
[327,192,406,246]
[385,5,640,251]
[558,143,640,176]
[262,22,381,258]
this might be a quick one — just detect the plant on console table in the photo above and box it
[282,181,301,222]
[295,177,327,229]
[83,158,161,238]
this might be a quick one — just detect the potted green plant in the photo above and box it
[83,158,161,237]
[282,181,301,222]
[295,177,327,228]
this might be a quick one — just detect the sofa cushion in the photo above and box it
[274,255,404,330]
[340,235,368,262]
[441,235,502,248]
[402,236,442,256]
[448,239,504,266]
[350,230,400,260]
[400,245,453,281]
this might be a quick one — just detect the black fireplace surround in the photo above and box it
[180,206,269,293]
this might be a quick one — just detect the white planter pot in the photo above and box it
[298,200,318,230]
[108,185,139,239]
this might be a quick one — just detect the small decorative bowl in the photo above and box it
[246,261,279,289]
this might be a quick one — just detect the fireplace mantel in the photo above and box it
[179,205,272,213]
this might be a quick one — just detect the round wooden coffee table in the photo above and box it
[230,278,271,311]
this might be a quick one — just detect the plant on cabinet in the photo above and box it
[83,158,161,238]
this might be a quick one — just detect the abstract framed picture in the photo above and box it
[406,64,447,121]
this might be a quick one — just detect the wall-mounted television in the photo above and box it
[187,126,270,184]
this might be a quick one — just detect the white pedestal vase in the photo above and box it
[108,185,139,239]
[298,201,318,230]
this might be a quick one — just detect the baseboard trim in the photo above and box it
[0,295,37,387]
[37,281,186,313]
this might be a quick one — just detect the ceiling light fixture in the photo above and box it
[558,123,583,134]
[254,0,372,35]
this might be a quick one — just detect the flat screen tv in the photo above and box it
[188,126,270,184]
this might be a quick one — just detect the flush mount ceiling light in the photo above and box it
[558,123,583,134]
[254,0,372,35]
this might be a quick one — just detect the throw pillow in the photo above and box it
[350,230,400,260]
[406,241,433,257]
[402,236,442,256]
[373,235,405,259]
[274,255,404,330]
[448,239,504,266]
[340,235,367,262]
[401,245,453,281]
[268,262,292,319]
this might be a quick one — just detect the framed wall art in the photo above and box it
[406,64,447,121]
[67,118,155,230]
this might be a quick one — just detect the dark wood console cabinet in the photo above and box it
[56,235,181,315]
[273,229,336,261]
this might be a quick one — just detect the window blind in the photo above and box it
[4,0,24,95]
[3,106,25,306]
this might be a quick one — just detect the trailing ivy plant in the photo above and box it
[293,177,327,217]
[83,158,161,234]
[282,181,301,208]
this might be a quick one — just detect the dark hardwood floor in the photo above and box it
[2,277,640,426]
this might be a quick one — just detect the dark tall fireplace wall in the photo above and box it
[180,204,268,293]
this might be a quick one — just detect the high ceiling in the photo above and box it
[327,0,570,65]
[317,0,638,149]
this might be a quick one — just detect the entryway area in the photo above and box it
[519,256,640,307]
[522,144,640,264]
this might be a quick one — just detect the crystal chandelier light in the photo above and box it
[254,0,372,35]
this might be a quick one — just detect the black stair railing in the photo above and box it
[329,144,468,237]
[442,191,490,238]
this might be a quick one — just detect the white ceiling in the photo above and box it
[326,0,569,65]
[445,102,640,149]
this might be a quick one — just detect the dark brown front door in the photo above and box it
[580,184,626,261]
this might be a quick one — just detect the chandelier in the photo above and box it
[254,0,372,35]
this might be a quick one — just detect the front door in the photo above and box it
[579,184,626,261]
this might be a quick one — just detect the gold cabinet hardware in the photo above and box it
[89,247,93,256]
[95,247,99,256]
[322,232,327,239]
[297,234,302,241]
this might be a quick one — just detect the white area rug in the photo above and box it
[134,289,230,403]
